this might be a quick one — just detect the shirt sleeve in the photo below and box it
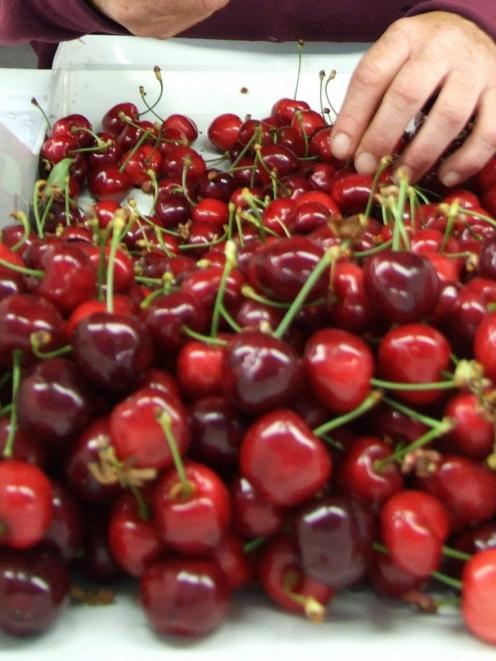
[0,0,125,44]
[407,1,496,39]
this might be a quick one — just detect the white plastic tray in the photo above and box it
[0,37,494,660]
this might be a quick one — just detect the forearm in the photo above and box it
[0,0,125,45]
[407,1,496,39]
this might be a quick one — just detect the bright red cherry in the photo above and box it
[462,549,496,645]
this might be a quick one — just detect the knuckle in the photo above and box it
[353,59,385,89]
[389,79,420,108]
[435,102,467,130]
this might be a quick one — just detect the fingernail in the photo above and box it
[355,152,378,175]
[441,171,461,188]
[331,132,352,159]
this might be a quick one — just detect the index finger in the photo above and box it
[331,21,412,162]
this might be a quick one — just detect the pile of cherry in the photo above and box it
[2,78,496,648]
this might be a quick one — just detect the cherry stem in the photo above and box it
[375,418,453,470]
[354,238,393,258]
[243,537,266,554]
[283,568,326,623]
[294,39,304,100]
[181,157,196,207]
[0,404,12,418]
[220,304,242,333]
[323,70,338,122]
[373,542,462,591]
[294,110,310,158]
[106,215,126,314]
[370,377,456,392]
[241,285,290,309]
[442,545,471,562]
[31,97,52,132]
[440,201,460,253]
[0,257,43,279]
[382,396,444,429]
[391,171,410,251]
[273,248,336,340]
[156,410,192,498]
[119,130,152,173]
[8,212,31,252]
[30,332,72,360]
[138,66,164,119]
[129,484,150,522]
[364,155,393,220]
[179,231,228,252]
[229,128,262,172]
[210,240,237,337]
[32,180,46,238]
[3,349,22,459]
[314,390,383,437]
[182,326,228,346]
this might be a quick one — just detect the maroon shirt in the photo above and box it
[0,0,495,67]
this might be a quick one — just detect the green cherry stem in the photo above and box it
[364,155,393,220]
[273,247,339,340]
[156,410,193,498]
[313,390,383,438]
[382,396,446,429]
[370,377,457,392]
[106,214,126,314]
[182,326,228,347]
[3,349,22,459]
[372,542,463,591]
[0,258,43,279]
[210,240,237,338]
[374,418,453,471]
[30,331,72,360]
[138,66,164,119]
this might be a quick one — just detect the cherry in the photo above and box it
[42,480,83,561]
[462,549,496,645]
[0,548,70,636]
[208,113,242,152]
[331,173,373,216]
[101,102,140,135]
[258,534,334,621]
[0,293,65,367]
[230,474,286,538]
[222,331,304,414]
[138,368,181,401]
[328,261,376,333]
[153,460,231,555]
[197,169,235,202]
[207,532,252,590]
[368,549,425,599]
[305,328,374,414]
[110,387,190,471]
[363,250,441,324]
[142,292,208,356]
[191,198,229,230]
[162,113,198,143]
[88,131,122,169]
[40,135,77,164]
[380,489,450,578]
[180,266,244,315]
[140,558,230,637]
[162,145,207,183]
[189,396,245,470]
[65,417,120,504]
[234,298,284,333]
[176,340,226,399]
[87,165,132,201]
[247,236,326,303]
[377,324,451,405]
[66,295,135,337]
[0,417,47,467]
[295,495,376,588]
[474,312,496,381]
[108,491,165,577]
[116,120,156,152]
[72,312,153,393]
[240,409,332,506]
[338,436,404,505]
[51,113,93,147]
[120,144,162,187]
[81,509,123,583]
[417,455,496,530]
[0,460,53,549]
[290,109,326,139]
[443,392,494,459]
[271,98,310,123]
[17,358,94,452]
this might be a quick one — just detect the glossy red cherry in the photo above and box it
[110,387,190,471]
[42,481,83,561]
[474,312,496,381]
[304,328,374,414]
[207,532,252,590]
[240,409,332,506]
[443,392,494,459]
[377,324,451,405]
[72,312,153,392]
[295,495,376,589]
[380,490,450,578]
[207,113,242,152]
[140,558,230,637]
[189,397,244,470]
[230,474,286,538]
[0,548,70,637]
[258,534,334,621]
[462,549,496,645]
[363,250,441,324]
[102,102,140,135]
[222,331,304,414]
[368,549,425,599]
[108,491,166,577]
[0,460,53,549]
[87,165,132,201]
[153,461,231,555]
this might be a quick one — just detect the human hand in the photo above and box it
[330,11,496,186]
[91,0,230,40]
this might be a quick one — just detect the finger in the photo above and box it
[397,72,482,182]
[330,21,412,162]
[353,53,447,175]
[438,87,496,187]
